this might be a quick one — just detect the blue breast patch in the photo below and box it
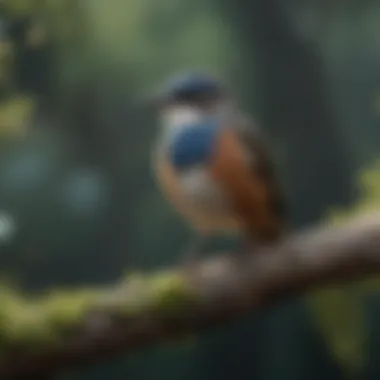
[170,120,221,171]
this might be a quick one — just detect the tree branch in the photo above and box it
[1,212,380,379]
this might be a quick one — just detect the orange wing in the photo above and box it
[209,128,284,243]
[154,151,240,233]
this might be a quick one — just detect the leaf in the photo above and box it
[307,161,380,376]
[307,285,368,376]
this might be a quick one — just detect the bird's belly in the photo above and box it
[155,158,241,233]
[179,167,227,212]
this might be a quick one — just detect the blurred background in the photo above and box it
[0,0,379,379]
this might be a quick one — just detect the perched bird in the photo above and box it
[150,72,285,265]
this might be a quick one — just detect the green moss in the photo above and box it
[0,290,57,351]
[0,268,201,353]
[112,273,153,315]
[39,289,103,331]
[147,270,197,315]
[0,286,104,351]
[5,305,57,348]
[110,271,198,317]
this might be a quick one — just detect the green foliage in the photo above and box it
[0,95,36,138]
[83,0,238,86]
[3,0,37,16]
[307,285,367,377]
[0,270,197,354]
[328,160,380,222]
[307,160,380,377]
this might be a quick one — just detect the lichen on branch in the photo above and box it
[1,212,380,379]
[0,270,197,361]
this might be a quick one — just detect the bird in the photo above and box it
[149,71,286,266]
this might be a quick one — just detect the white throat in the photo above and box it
[161,106,203,133]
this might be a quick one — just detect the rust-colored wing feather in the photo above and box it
[209,125,285,243]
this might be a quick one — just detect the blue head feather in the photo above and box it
[162,72,224,104]
[169,72,220,93]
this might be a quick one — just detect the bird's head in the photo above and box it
[150,71,230,130]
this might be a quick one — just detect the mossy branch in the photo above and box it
[1,212,380,379]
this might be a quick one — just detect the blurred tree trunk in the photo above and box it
[196,0,354,379]
[223,0,356,226]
